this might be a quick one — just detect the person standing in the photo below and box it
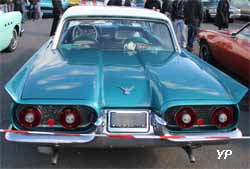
[171,0,186,48]
[14,0,22,12]
[144,0,161,12]
[215,0,230,30]
[161,0,172,18]
[106,0,131,6]
[7,0,14,12]
[50,0,63,36]
[21,0,28,22]
[184,0,203,52]
[0,0,8,12]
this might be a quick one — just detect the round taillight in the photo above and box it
[59,107,81,129]
[211,107,233,128]
[175,107,197,129]
[18,106,41,128]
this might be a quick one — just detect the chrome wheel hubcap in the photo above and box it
[10,30,18,50]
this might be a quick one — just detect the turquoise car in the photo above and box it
[40,0,69,16]
[4,6,248,164]
[0,10,22,52]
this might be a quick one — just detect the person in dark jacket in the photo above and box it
[144,0,161,12]
[107,0,131,6]
[14,0,22,12]
[161,0,172,17]
[184,0,203,52]
[50,0,63,36]
[171,0,186,48]
[0,0,8,12]
[215,0,230,30]
[7,0,14,12]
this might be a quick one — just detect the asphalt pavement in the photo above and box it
[0,19,249,169]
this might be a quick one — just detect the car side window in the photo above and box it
[236,25,250,42]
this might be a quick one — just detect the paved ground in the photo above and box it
[0,19,249,169]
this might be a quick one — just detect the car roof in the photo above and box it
[62,6,170,22]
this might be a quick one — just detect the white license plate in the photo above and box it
[107,110,149,133]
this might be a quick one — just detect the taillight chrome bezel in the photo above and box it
[175,107,197,129]
[59,107,82,129]
[210,107,234,128]
[17,106,42,128]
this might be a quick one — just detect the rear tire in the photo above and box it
[6,29,18,52]
[199,41,213,63]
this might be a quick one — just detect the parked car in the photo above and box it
[132,0,145,8]
[68,0,80,6]
[4,6,248,164]
[202,0,241,22]
[198,22,250,84]
[0,10,22,52]
[231,0,250,21]
[80,0,105,6]
[69,0,104,6]
[40,0,68,16]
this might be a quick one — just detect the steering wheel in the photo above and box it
[71,24,98,44]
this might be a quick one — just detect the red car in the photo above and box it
[198,22,250,84]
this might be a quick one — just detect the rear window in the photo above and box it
[58,19,175,53]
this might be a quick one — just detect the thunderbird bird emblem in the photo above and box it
[119,86,135,95]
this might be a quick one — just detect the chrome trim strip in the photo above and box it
[164,128,242,142]
[94,116,105,126]
[153,114,167,126]
[5,132,95,144]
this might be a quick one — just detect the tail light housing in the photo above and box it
[59,107,82,129]
[175,107,197,129]
[211,107,233,128]
[18,106,41,128]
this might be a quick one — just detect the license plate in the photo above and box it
[107,110,149,133]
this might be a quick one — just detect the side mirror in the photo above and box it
[231,32,237,38]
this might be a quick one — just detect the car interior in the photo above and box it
[59,23,172,51]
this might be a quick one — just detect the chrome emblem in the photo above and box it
[119,86,135,95]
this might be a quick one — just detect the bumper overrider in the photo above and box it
[4,113,243,147]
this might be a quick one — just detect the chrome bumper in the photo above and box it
[229,13,241,19]
[208,13,241,19]
[5,127,242,148]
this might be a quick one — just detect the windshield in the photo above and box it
[58,19,174,53]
